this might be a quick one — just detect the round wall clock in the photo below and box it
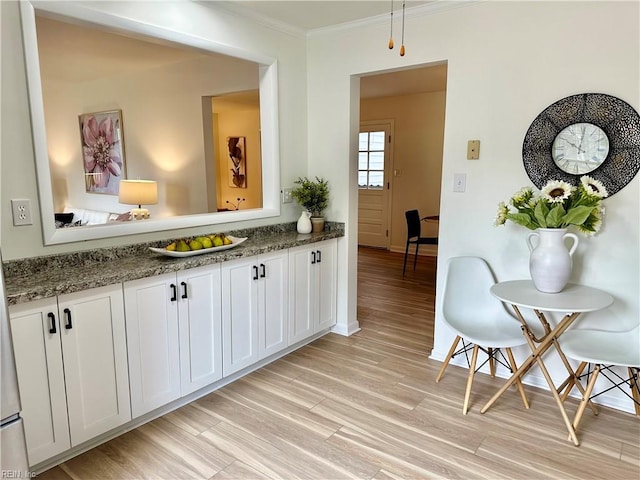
[522,93,640,196]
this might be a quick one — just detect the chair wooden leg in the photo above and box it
[413,243,420,270]
[559,361,588,402]
[558,361,598,416]
[506,348,529,409]
[629,367,640,416]
[573,364,601,433]
[463,345,479,415]
[402,242,410,276]
[488,348,496,377]
[436,336,461,383]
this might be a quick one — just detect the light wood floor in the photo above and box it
[39,247,639,479]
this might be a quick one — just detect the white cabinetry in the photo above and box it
[221,251,288,376]
[124,273,181,418]
[288,239,337,344]
[7,237,337,467]
[9,285,130,466]
[177,265,223,395]
[124,264,222,418]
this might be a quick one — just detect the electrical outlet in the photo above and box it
[282,187,292,204]
[11,199,33,226]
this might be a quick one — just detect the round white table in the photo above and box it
[482,280,614,446]
[490,280,613,313]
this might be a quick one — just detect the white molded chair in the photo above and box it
[559,324,640,433]
[436,256,529,414]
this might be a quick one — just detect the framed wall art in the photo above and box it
[79,109,126,195]
[227,136,247,188]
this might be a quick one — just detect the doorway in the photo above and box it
[358,121,394,248]
[356,62,447,340]
[358,62,446,253]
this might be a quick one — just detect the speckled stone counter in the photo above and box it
[4,222,344,306]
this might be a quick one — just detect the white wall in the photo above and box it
[1,0,307,260]
[308,1,639,411]
[44,55,259,218]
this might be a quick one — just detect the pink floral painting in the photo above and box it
[79,110,126,194]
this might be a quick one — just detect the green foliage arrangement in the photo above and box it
[495,175,608,236]
[291,176,329,217]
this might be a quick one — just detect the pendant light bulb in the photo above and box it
[388,0,394,49]
[400,0,406,57]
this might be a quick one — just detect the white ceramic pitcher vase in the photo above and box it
[526,228,579,293]
[297,210,312,234]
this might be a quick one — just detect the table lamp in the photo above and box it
[119,179,158,220]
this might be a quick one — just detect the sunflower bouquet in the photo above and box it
[495,175,608,236]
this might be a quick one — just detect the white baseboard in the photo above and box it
[332,320,361,336]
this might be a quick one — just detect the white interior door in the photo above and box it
[358,121,393,248]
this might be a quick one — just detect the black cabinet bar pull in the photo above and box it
[311,251,316,264]
[170,284,177,302]
[317,250,322,263]
[181,281,188,299]
[48,312,57,334]
[253,265,259,280]
[64,308,72,330]
[260,263,266,278]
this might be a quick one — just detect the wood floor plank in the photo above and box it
[162,403,223,436]
[210,460,271,479]
[36,247,639,479]
[136,416,233,475]
[200,421,372,480]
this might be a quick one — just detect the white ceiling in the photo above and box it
[215,1,433,32]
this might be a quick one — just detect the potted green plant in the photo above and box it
[291,176,329,233]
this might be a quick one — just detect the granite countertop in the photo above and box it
[4,222,344,306]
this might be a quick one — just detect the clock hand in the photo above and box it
[565,139,584,152]
[578,125,586,153]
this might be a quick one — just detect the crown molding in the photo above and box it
[203,1,480,39]
[308,0,481,37]
[202,1,308,39]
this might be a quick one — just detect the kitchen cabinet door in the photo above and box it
[288,246,315,344]
[124,273,181,418]
[9,299,70,466]
[315,240,337,332]
[288,239,337,344]
[177,264,223,395]
[221,258,259,376]
[259,251,288,359]
[58,284,131,445]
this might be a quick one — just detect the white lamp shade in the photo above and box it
[119,180,158,206]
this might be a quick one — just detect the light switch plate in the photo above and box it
[281,187,292,203]
[453,173,466,193]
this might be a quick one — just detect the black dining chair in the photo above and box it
[403,210,438,276]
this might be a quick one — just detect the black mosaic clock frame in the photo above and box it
[522,93,640,197]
